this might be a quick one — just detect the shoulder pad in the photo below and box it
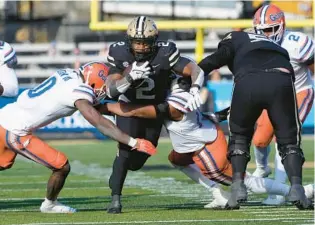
[157,41,180,67]
[282,31,314,62]
[107,41,128,68]
[167,91,190,113]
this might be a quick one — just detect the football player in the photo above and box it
[104,16,204,213]
[252,4,314,205]
[0,41,19,97]
[0,62,156,213]
[100,77,314,209]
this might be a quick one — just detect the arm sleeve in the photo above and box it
[70,83,95,106]
[0,64,19,97]
[297,35,314,64]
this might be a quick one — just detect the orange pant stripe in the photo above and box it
[195,147,232,186]
[298,88,314,122]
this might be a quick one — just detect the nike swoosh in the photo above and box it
[152,64,160,68]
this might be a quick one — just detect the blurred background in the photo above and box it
[0,0,313,138]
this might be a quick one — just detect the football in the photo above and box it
[123,62,152,88]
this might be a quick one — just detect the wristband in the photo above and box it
[128,137,137,148]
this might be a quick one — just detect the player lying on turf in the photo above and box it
[0,62,156,213]
[98,76,314,209]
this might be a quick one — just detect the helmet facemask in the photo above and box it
[255,23,284,44]
[127,36,157,61]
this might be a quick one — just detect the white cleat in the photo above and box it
[304,184,314,200]
[204,186,230,208]
[204,199,226,209]
[40,199,77,213]
[252,166,272,178]
[262,195,285,206]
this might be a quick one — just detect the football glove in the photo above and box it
[133,138,157,156]
[184,86,203,111]
[127,61,151,82]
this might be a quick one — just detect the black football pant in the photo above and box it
[109,115,162,196]
[227,70,303,184]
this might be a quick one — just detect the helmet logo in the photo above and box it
[270,12,284,21]
[98,70,107,82]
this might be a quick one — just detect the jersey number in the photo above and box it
[136,78,155,100]
[288,34,300,42]
[28,76,56,98]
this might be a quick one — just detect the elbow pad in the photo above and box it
[154,102,171,120]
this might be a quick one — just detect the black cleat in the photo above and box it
[107,195,122,214]
[225,180,247,210]
[288,184,314,210]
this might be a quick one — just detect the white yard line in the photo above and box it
[0,180,100,185]
[70,160,213,201]
[1,187,109,192]
[9,218,314,225]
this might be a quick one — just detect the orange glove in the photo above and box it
[132,138,157,156]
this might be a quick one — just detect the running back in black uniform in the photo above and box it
[105,16,204,214]
[199,30,312,210]
[107,40,179,104]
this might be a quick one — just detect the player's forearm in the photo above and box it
[198,46,231,75]
[107,103,157,119]
[190,66,204,89]
[95,118,136,147]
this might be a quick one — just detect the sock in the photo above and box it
[254,145,271,169]
[230,156,248,181]
[282,154,304,185]
[175,163,218,189]
[109,150,130,196]
[274,143,287,184]
[244,175,289,196]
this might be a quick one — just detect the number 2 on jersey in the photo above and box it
[28,76,56,98]
[136,78,155,99]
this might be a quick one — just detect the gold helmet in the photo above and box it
[126,16,159,61]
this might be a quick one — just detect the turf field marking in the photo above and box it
[0,180,100,185]
[1,187,109,192]
[9,218,314,225]
[70,160,213,201]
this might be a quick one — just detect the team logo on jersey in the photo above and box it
[123,61,129,68]
[270,12,284,21]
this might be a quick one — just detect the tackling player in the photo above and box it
[252,4,314,205]
[104,16,204,213]
[0,62,156,213]
[99,76,314,209]
[0,41,19,97]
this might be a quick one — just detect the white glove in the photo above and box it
[184,86,202,111]
[128,61,151,81]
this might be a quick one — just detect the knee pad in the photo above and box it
[168,150,194,166]
[278,144,305,164]
[227,136,251,162]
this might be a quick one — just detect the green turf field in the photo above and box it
[0,138,314,225]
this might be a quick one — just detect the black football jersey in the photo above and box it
[199,31,293,81]
[107,41,180,104]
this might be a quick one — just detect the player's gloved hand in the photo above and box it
[184,86,202,111]
[127,61,151,82]
[133,138,157,156]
